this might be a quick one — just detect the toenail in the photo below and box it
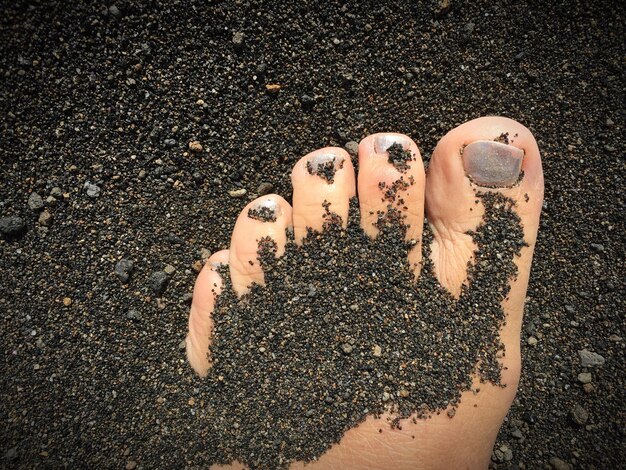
[248,198,281,222]
[462,140,524,187]
[374,135,411,154]
[306,153,345,183]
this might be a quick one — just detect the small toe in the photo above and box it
[291,147,356,244]
[358,133,425,276]
[229,195,293,297]
[186,249,229,377]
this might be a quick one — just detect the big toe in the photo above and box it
[425,116,544,333]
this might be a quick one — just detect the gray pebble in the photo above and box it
[590,243,605,253]
[38,210,53,227]
[570,404,589,425]
[511,428,523,439]
[149,271,170,296]
[344,141,359,157]
[46,196,57,207]
[115,259,135,284]
[232,31,245,49]
[50,187,63,198]
[341,343,353,354]
[307,284,317,297]
[300,94,315,108]
[577,372,592,384]
[127,309,141,321]
[164,264,176,275]
[182,292,193,305]
[578,349,605,367]
[0,216,26,237]
[28,192,44,211]
[164,138,176,147]
[84,182,101,198]
[108,5,120,16]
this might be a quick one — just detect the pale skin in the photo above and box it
[186,116,544,469]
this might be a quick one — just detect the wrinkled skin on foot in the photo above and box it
[186,117,544,470]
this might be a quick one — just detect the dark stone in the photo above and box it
[300,94,315,108]
[257,182,274,196]
[149,271,170,296]
[0,216,26,237]
[115,259,135,284]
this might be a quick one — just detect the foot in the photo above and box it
[185,117,543,469]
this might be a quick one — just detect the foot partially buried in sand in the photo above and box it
[186,117,544,469]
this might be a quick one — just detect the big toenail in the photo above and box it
[248,198,281,222]
[374,135,410,154]
[462,140,524,187]
[306,153,345,183]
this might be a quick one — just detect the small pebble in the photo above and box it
[149,271,170,296]
[84,182,101,198]
[0,216,26,237]
[115,259,135,284]
[50,187,63,198]
[45,196,57,207]
[578,349,605,367]
[341,343,353,354]
[527,336,538,346]
[63,297,72,306]
[28,192,44,211]
[577,372,592,384]
[570,404,589,425]
[257,182,274,196]
[127,310,141,321]
[300,94,315,108]
[229,188,247,198]
[265,84,281,94]
[164,264,176,275]
[373,345,382,357]
[108,5,120,16]
[232,31,245,50]
[189,141,203,152]
[38,210,53,227]
[344,141,359,157]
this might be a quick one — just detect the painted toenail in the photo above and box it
[374,135,412,154]
[306,153,345,183]
[248,198,281,222]
[462,140,524,187]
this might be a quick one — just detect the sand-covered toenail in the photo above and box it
[247,197,281,222]
[374,135,411,154]
[462,140,524,187]
[306,153,345,183]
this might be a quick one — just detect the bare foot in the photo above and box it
[186,116,544,469]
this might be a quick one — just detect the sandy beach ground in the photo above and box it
[1,1,624,468]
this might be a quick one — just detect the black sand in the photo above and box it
[204,193,523,468]
[1,1,624,469]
